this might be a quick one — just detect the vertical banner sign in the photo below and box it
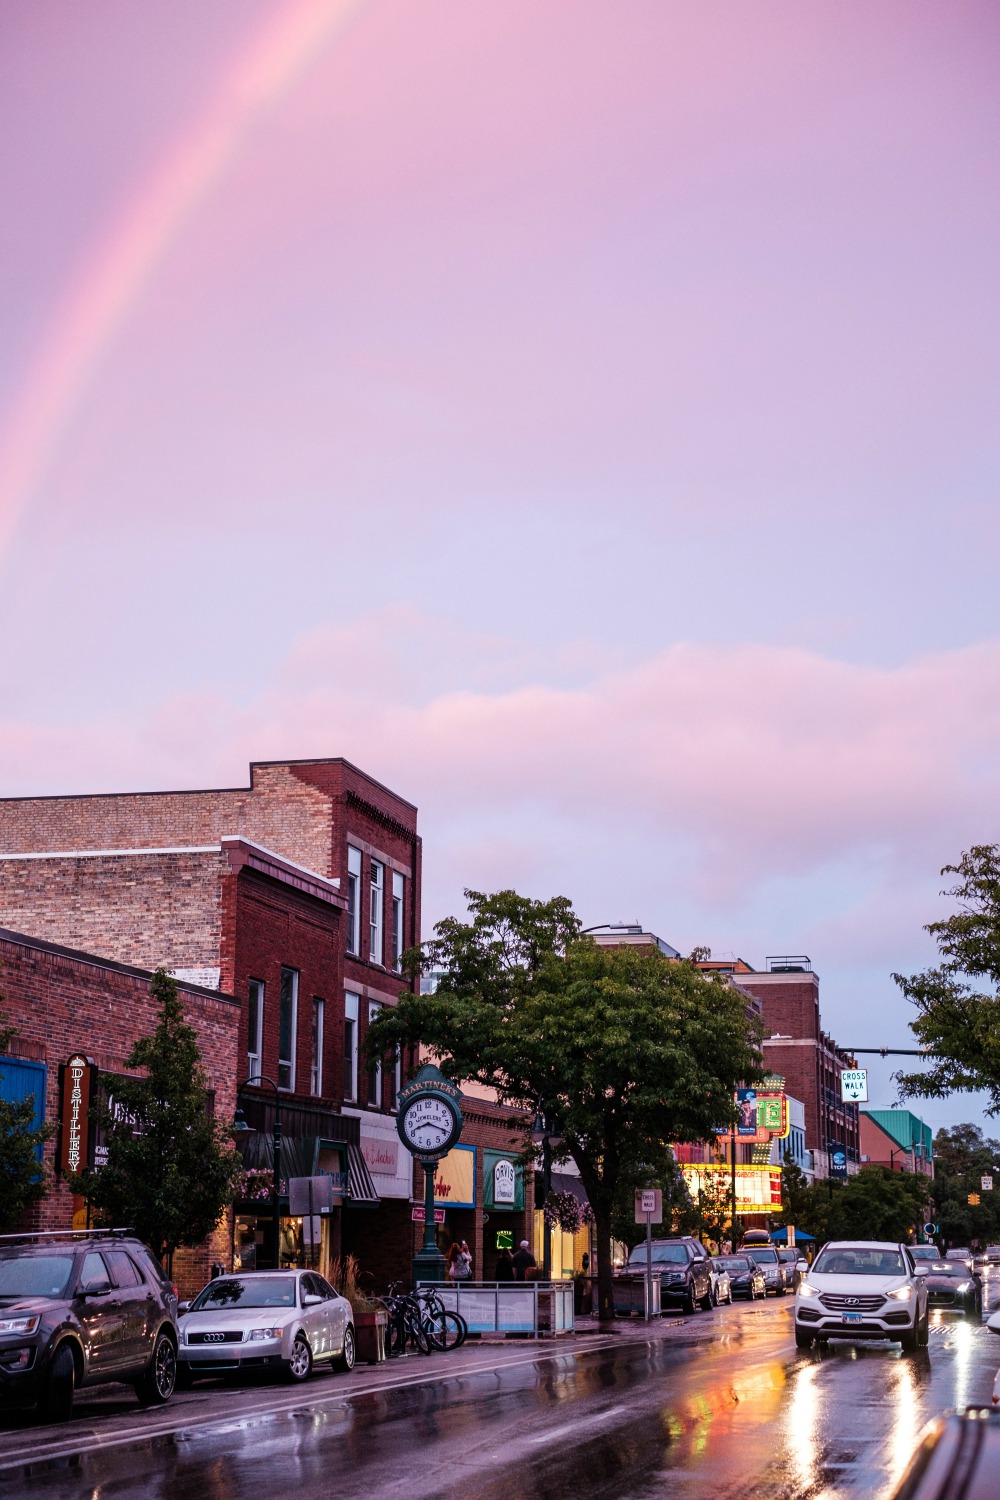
[59,1055,94,1175]
[736,1089,758,1136]
[829,1144,848,1180]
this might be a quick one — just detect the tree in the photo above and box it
[895,845,1000,1111]
[368,889,763,1322]
[0,996,52,1230]
[929,1124,1000,1247]
[826,1166,928,1243]
[72,969,242,1268]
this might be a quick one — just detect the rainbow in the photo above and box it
[0,0,364,558]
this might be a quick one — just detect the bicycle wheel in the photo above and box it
[407,1314,433,1355]
[425,1311,467,1351]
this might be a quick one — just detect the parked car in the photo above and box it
[776,1248,801,1290]
[794,1241,928,1352]
[920,1260,981,1316]
[0,1230,178,1421]
[713,1255,766,1300]
[944,1247,975,1270]
[707,1260,733,1306]
[889,1411,1000,1497]
[178,1270,355,1383]
[742,1245,787,1296]
[620,1240,713,1313]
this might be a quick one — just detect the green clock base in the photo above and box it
[412,1245,447,1285]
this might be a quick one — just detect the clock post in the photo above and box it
[396,1063,464,1286]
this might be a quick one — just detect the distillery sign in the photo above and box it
[59,1055,95,1175]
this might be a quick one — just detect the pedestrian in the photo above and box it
[452,1240,473,1280]
[495,1247,515,1282]
[512,1239,537,1281]
[446,1242,462,1280]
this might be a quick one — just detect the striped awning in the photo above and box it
[346,1143,380,1206]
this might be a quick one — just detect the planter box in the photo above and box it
[353,1309,388,1364]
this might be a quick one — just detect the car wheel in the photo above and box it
[918,1313,930,1348]
[334,1324,356,1373]
[285,1333,313,1382]
[776,1285,787,1297]
[794,1327,814,1350]
[899,1323,920,1353]
[682,1285,697,1315]
[42,1342,76,1423]
[135,1330,177,1406]
[700,1284,714,1311]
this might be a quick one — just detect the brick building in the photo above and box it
[860,1109,934,1179]
[721,956,861,1177]
[0,758,423,1287]
[0,927,240,1295]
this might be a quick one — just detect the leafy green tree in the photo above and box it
[368,889,763,1322]
[0,997,52,1230]
[72,969,242,1269]
[827,1166,929,1243]
[610,1150,698,1251]
[895,846,1000,1109]
[929,1124,1000,1248]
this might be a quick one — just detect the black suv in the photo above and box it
[622,1237,713,1313]
[0,1231,178,1421]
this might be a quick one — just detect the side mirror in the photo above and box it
[79,1280,112,1298]
[302,1293,322,1308]
[913,1266,928,1277]
[178,1302,191,1316]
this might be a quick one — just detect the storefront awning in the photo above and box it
[346,1143,380,1206]
[550,1170,589,1206]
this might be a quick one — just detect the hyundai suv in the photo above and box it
[794,1240,928,1352]
[0,1231,178,1421]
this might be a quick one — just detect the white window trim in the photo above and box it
[391,870,405,973]
[344,992,359,1103]
[347,846,362,956]
[367,1000,382,1108]
[310,998,325,1098]
[278,967,298,1092]
[247,978,264,1080]
[369,860,384,966]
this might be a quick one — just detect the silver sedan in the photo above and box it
[178,1270,355,1384]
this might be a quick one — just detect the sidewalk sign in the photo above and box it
[634,1189,663,1323]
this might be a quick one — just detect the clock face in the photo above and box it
[401,1095,456,1154]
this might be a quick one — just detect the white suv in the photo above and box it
[794,1241,928,1352]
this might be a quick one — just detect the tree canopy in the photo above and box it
[780,1156,928,1245]
[72,969,242,1266]
[0,995,52,1230]
[895,845,1000,1111]
[929,1124,1000,1247]
[368,889,763,1320]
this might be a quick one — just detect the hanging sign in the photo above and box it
[840,1069,868,1103]
[59,1055,95,1175]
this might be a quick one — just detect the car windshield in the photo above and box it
[778,1250,798,1262]
[813,1248,906,1276]
[191,1277,297,1310]
[927,1262,969,1278]
[910,1246,940,1260]
[745,1248,778,1265]
[715,1258,751,1272]
[0,1253,74,1299]
[628,1243,689,1265]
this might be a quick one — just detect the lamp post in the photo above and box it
[234,1074,282,1272]
[532,1107,554,1281]
[889,1146,910,1172]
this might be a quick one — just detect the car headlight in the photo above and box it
[0,1315,40,1336]
[956,1282,974,1293]
[887,1285,914,1301]
[249,1327,280,1340]
[796,1281,818,1298]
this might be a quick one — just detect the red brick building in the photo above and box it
[0,758,423,1286]
[0,927,240,1295]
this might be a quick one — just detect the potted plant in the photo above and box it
[330,1255,387,1364]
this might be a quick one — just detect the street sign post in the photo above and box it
[982,1176,994,1192]
[635,1189,663,1322]
[923,1221,938,1238]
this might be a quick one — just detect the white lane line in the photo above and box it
[0,1339,626,1473]
[527,1404,628,1445]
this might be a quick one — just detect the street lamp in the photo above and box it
[889,1147,910,1172]
[531,1107,555,1281]
[234,1074,282,1272]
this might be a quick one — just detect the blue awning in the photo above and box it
[771,1227,815,1243]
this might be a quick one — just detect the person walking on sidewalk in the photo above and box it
[512,1240,537,1281]
[495,1247,515,1281]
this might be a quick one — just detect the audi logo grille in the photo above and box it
[204,1333,225,1342]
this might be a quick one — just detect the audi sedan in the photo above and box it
[794,1241,928,1352]
[177,1271,355,1383]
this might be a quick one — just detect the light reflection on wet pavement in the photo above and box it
[3,1272,1000,1499]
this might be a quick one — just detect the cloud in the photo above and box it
[2,615,998,921]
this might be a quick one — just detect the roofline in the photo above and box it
[0,756,418,815]
[0,927,240,1005]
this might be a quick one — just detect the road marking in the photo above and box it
[0,1339,625,1473]
[527,1403,627,1445]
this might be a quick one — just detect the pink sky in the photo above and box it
[2,1,999,1131]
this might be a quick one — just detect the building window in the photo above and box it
[310,998,325,1098]
[278,967,298,1090]
[247,979,264,1080]
[391,871,405,972]
[369,860,384,964]
[344,992,359,1102]
[347,846,362,956]
[367,1001,382,1107]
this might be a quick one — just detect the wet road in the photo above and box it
[3,1276,1000,1499]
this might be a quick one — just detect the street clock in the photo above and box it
[395,1063,463,1162]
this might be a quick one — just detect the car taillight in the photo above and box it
[171,1284,179,1301]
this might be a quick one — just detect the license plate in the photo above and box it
[841,1313,864,1324]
